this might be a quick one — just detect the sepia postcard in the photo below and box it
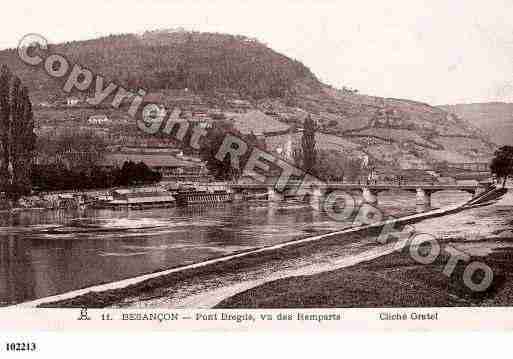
[2,0,513,343]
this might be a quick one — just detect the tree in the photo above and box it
[301,115,317,174]
[115,161,161,186]
[199,121,243,180]
[36,129,107,173]
[11,83,36,193]
[199,121,264,181]
[490,145,513,187]
[0,65,36,198]
[0,65,12,188]
[314,149,363,182]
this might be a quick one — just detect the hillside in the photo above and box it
[439,103,513,146]
[0,29,496,172]
[262,91,495,168]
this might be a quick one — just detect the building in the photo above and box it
[88,115,110,125]
[398,154,430,170]
[35,150,101,170]
[433,162,490,182]
[189,118,213,129]
[115,146,184,156]
[447,162,489,172]
[66,97,81,106]
[106,187,175,209]
[102,151,210,182]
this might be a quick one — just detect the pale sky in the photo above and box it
[3,0,513,105]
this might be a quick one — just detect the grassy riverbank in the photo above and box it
[216,237,513,308]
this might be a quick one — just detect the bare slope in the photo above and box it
[440,102,513,146]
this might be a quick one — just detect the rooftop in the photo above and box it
[103,153,204,168]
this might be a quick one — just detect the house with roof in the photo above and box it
[104,187,175,209]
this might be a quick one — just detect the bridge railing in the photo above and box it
[228,181,482,188]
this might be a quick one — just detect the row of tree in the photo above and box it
[34,129,162,191]
[36,129,107,173]
[32,161,162,191]
[0,65,36,199]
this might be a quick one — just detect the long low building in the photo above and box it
[447,162,489,172]
[95,187,176,209]
[102,152,211,181]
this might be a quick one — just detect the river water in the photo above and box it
[0,190,479,306]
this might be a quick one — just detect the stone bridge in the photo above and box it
[228,182,489,209]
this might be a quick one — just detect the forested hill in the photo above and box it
[0,29,321,101]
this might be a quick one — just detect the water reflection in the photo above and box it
[0,191,472,306]
[0,235,36,305]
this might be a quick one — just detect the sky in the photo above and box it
[3,0,513,105]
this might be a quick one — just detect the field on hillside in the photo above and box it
[440,103,513,145]
[433,137,494,160]
[347,128,439,149]
[230,110,290,135]
[265,132,364,157]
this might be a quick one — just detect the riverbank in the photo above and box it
[216,236,513,308]
[0,193,87,211]
[217,189,513,308]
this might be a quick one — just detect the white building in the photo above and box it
[88,115,110,125]
[66,97,80,106]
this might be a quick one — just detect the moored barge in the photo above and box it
[174,190,233,206]
[93,188,176,210]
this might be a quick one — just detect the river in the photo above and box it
[0,190,475,306]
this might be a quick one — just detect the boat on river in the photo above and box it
[174,189,233,206]
[93,188,176,210]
